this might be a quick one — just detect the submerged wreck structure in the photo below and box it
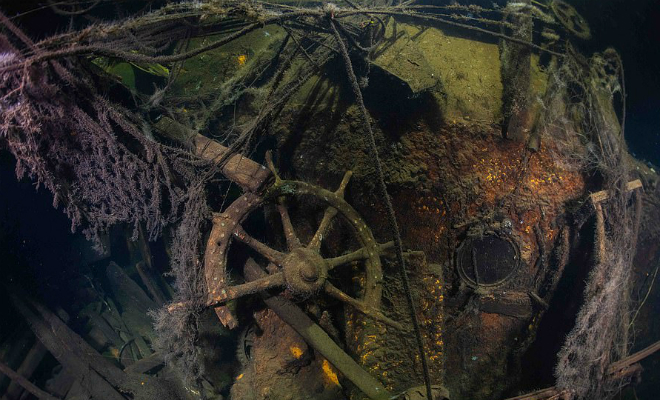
[0,1,659,399]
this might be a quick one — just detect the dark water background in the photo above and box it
[575,0,660,167]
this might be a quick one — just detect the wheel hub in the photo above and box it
[282,248,328,295]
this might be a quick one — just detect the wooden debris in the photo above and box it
[590,179,643,205]
[3,339,48,400]
[0,326,34,395]
[607,339,660,375]
[63,380,87,400]
[44,366,76,399]
[506,339,660,400]
[136,261,167,306]
[504,387,570,400]
[124,352,164,375]
[8,287,181,400]
[153,116,271,192]
[106,261,158,315]
[125,225,169,305]
[79,309,135,367]
[0,360,60,400]
[9,290,127,400]
[105,261,157,358]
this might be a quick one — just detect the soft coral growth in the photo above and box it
[0,12,195,245]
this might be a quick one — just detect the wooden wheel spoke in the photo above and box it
[335,170,352,196]
[308,206,338,251]
[208,272,285,306]
[308,171,353,251]
[324,283,404,330]
[326,241,394,270]
[233,225,286,265]
[278,203,302,250]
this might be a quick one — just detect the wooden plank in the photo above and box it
[0,360,60,400]
[153,117,271,192]
[590,179,642,204]
[63,380,88,400]
[192,134,271,192]
[3,340,48,400]
[123,352,164,375]
[43,368,75,399]
[607,339,660,374]
[505,339,660,399]
[135,261,167,306]
[8,291,127,400]
[8,287,179,400]
[0,329,33,397]
[504,386,570,400]
[243,258,392,400]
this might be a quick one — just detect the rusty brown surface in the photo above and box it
[193,134,271,192]
[230,260,349,400]
[203,194,262,329]
[153,116,271,191]
[342,252,445,396]
[229,307,346,400]
[279,107,589,398]
[242,259,391,400]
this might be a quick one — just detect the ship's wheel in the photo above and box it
[203,156,401,331]
[550,0,591,40]
[201,155,449,399]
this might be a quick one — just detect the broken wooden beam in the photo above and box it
[136,261,167,306]
[7,286,178,400]
[590,179,643,205]
[0,325,34,395]
[43,367,76,399]
[105,262,156,358]
[504,387,566,400]
[153,117,271,192]
[505,338,660,400]
[8,290,126,400]
[0,360,60,400]
[607,339,660,375]
[3,339,48,400]
[123,352,164,375]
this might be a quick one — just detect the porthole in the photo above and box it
[457,234,520,287]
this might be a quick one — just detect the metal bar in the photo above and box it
[243,258,392,400]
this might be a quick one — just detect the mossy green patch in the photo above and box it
[171,25,286,98]
[410,23,504,123]
[372,20,438,93]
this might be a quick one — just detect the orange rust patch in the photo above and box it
[289,345,303,359]
[322,359,340,386]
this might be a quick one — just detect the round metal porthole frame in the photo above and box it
[456,233,521,289]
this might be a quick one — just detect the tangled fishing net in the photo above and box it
[551,49,642,399]
[0,7,214,383]
[0,0,335,384]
